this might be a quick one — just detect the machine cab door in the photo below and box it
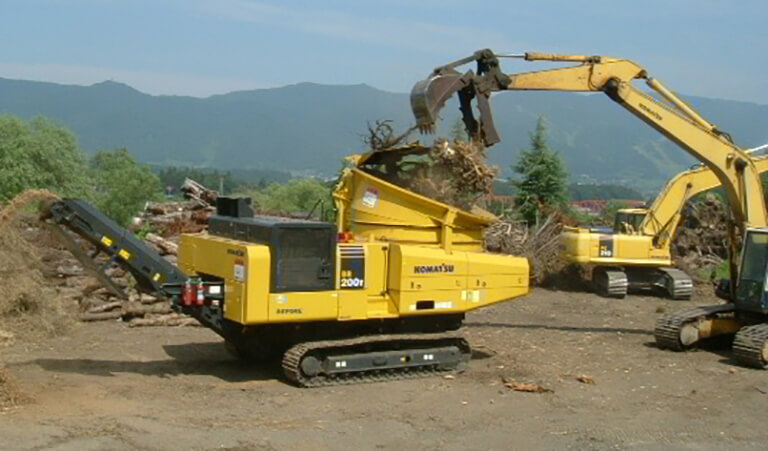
[734,228,768,313]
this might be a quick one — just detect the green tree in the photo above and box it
[89,149,161,225]
[251,178,332,217]
[0,115,89,201]
[511,116,568,225]
[449,117,468,142]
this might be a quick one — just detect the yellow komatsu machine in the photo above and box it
[562,150,768,299]
[410,49,768,367]
[41,145,529,386]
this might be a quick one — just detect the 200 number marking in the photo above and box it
[340,277,364,288]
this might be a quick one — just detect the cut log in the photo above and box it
[86,301,123,314]
[181,178,218,206]
[80,311,123,322]
[128,314,200,327]
[145,233,178,255]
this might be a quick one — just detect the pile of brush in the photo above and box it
[485,213,564,285]
[673,195,730,281]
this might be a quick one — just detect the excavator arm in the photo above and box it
[411,49,766,230]
[642,147,768,249]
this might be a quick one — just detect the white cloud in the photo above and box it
[194,0,515,54]
[0,62,269,97]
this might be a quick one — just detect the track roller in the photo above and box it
[281,332,471,387]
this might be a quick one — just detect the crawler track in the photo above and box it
[657,267,693,300]
[594,268,628,298]
[654,304,735,351]
[281,332,471,387]
[733,323,768,368]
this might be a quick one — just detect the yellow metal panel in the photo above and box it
[268,292,338,322]
[338,290,368,320]
[337,242,398,319]
[388,244,529,315]
[388,244,468,291]
[178,234,270,325]
[242,246,270,324]
[561,227,591,263]
[464,287,530,311]
[465,250,529,311]
[334,167,494,251]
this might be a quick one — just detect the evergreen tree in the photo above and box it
[511,116,568,225]
[449,117,468,142]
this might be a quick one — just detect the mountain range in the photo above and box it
[1,77,766,193]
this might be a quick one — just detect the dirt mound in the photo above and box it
[0,189,59,232]
[0,363,29,410]
[0,223,74,339]
[0,189,74,340]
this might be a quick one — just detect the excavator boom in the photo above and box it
[411,49,767,292]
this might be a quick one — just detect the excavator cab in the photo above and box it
[613,209,646,235]
[734,228,768,314]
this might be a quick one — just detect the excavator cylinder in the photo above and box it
[646,78,716,133]
[523,52,600,63]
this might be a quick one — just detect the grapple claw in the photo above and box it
[410,72,467,134]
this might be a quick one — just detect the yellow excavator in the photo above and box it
[563,148,768,300]
[410,49,768,367]
[40,143,530,387]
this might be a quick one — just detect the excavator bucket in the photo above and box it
[410,66,502,146]
[410,71,467,134]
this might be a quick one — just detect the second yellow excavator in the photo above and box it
[410,48,768,368]
[562,148,768,299]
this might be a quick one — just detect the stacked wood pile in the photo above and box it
[139,178,218,237]
[75,178,220,326]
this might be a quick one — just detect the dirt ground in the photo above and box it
[1,288,766,450]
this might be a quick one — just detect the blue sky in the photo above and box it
[1,0,766,103]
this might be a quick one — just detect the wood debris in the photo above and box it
[673,195,729,282]
[502,377,553,393]
[128,313,201,328]
[485,213,565,285]
[361,139,498,210]
[139,178,218,238]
